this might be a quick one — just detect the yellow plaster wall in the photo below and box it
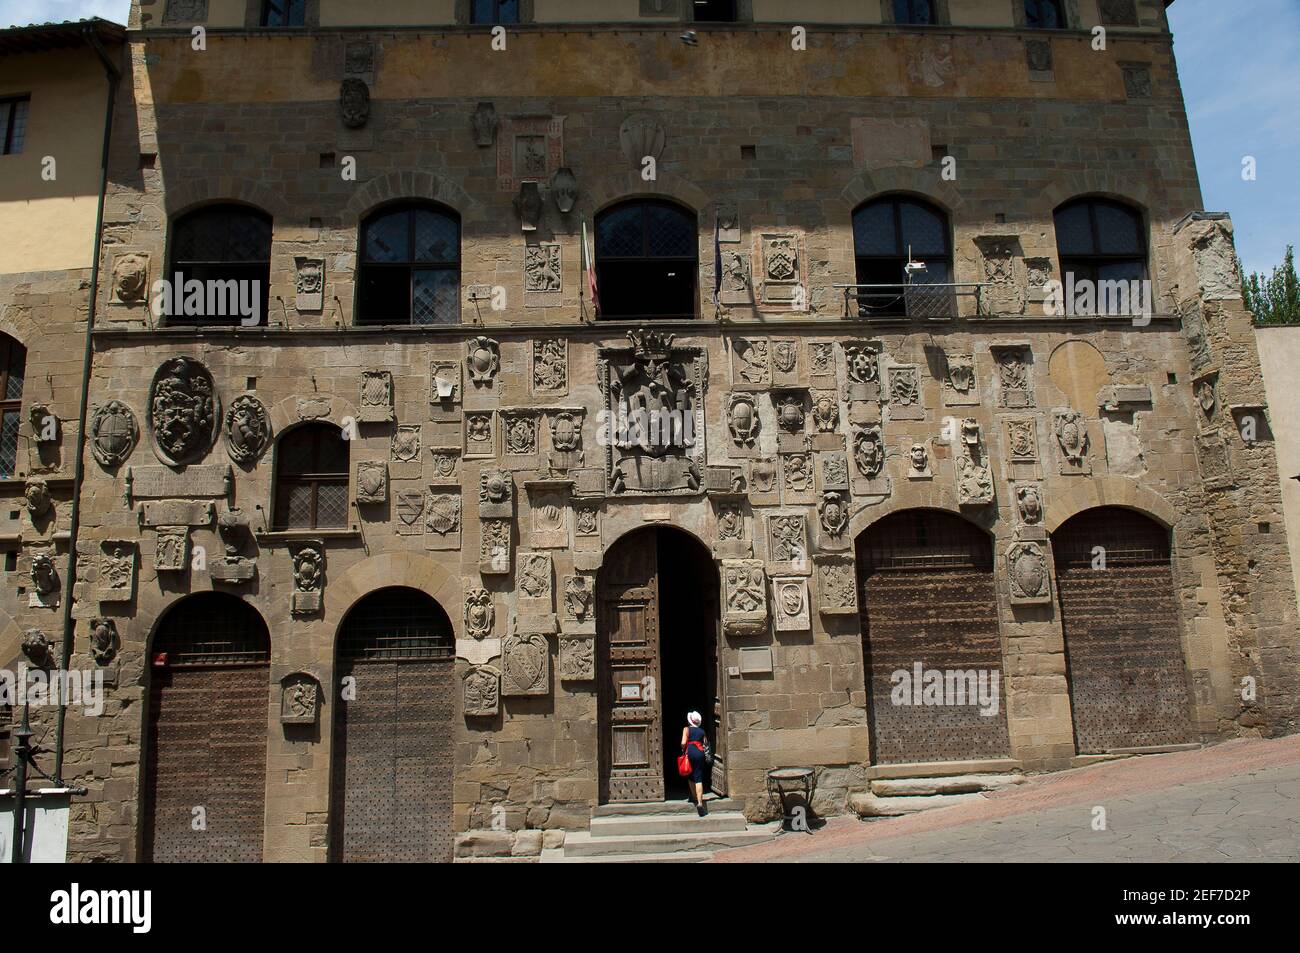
[0,48,108,273]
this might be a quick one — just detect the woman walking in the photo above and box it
[681,711,709,817]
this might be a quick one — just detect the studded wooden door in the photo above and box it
[143,593,270,863]
[1053,508,1194,753]
[331,588,456,863]
[858,510,1011,764]
[598,531,665,803]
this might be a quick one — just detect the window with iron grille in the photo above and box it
[1054,197,1148,290]
[357,203,461,325]
[338,587,455,661]
[0,335,26,479]
[1024,0,1066,28]
[261,0,306,26]
[152,592,271,667]
[893,0,937,25]
[167,204,272,326]
[1,96,29,155]
[472,0,520,24]
[595,200,698,320]
[273,423,349,530]
[852,196,952,317]
[859,509,993,572]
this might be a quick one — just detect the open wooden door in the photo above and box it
[598,531,665,803]
[707,580,727,796]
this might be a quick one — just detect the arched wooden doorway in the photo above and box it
[857,510,1010,764]
[330,587,456,862]
[1053,507,1193,752]
[143,592,270,862]
[597,527,723,802]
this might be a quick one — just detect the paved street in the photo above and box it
[716,736,1300,863]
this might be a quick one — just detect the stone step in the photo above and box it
[849,791,987,817]
[590,810,749,837]
[540,847,713,864]
[870,774,1026,797]
[591,796,741,817]
[560,825,778,858]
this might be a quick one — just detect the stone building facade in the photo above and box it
[17,0,1299,862]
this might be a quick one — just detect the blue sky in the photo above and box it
[3,0,1295,276]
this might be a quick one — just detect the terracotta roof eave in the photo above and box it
[0,17,126,57]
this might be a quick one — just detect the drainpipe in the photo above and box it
[51,26,121,784]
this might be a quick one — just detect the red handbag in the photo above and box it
[677,739,703,777]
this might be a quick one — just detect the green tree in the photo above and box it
[1243,246,1300,325]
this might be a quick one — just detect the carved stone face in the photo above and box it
[1017,484,1043,522]
[31,553,57,593]
[24,478,51,517]
[910,443,928,471]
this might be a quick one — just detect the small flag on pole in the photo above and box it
[583,221,599,317]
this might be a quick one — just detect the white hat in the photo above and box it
[687,711,702,727]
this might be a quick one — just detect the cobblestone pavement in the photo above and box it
[716,736,1300,863]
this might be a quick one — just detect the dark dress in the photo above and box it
[685,725,708,783]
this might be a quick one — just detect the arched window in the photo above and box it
[152,591,272,666]
[693,0,738,21]
[0,334,25,478]
[337,587,455,661]
[1053,197,1147,286]
[893,0,938,25]
[168,203,272,326]
[357,202,461,325]
[1024,0,1066,28]
[851,196,952,317]
[595,199,698,320]
[261,0,306,26]
[273,423,349,531]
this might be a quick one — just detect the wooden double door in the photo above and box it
[597,527,725,803]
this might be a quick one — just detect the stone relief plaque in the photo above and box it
[547,410,585,470]
[726,394,761,455]
[394,489,426,536]
[479,468,515,518]
[815,555,858,616]
[155,526,188,573]
[1007,541,1052,605]
[148,357,220,467]
[574,503,600,538]
[528,487,570,549]
[465,411,496,459]
[128,465,230,500]
[809,341,836,383]
[559,635,596,681]
[497,115,565,192]
[463,665,501,717]
[429,446,461,484]
[772,576,811,632]
[524,243,562,305]
[560,574,596,634]
[906,441,932,480]
[817,491,851,551]
[294,257,324,312]
[358,370,394,424]
[225,394,271,466]
[139,499,214,527]
[111,252,149,305]
[97,541,136,603]
[943,352,978,406]
[1196,430,1234,490]
[887,364,925,420]
[992,345,1034,408]
[356,461,388,505]
[1053,410,1092,475]
[501,633,550,697]
[1002,416,1041,482]
[390,425,423,478]
[598,330,705,496]
[479,518,512,575]
[748,457,780,506]
[90,400,139,468]
[502,410,540,459]
[518,551,554,612]
[767,513,809,573]
[280,673,320,726]
[424,491,462,550]
[290,541,324,614]
[819,452,851,493]
[430,359,462,419]
[87,617,120,666]
[532,338,568,395]
[722,559,769,637]
[843,342,882,402]
[975,237,1026,316]
[730,336,771,391]
[465,588,495,640]
[757,233,805,310]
